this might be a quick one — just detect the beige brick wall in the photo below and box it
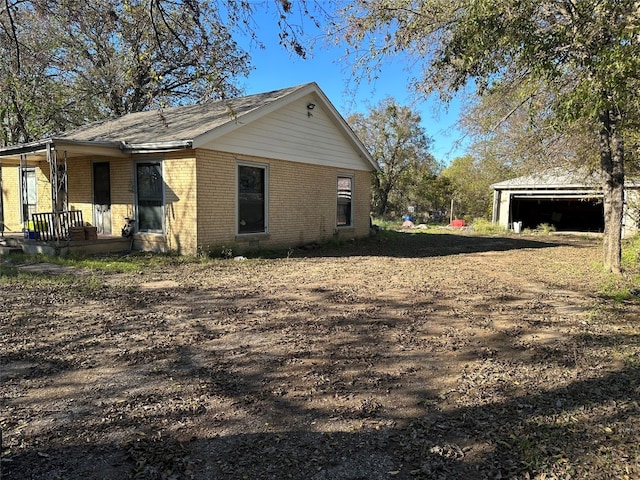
[163,152,197,254]
[194,149,373,254]
[1,165,21,232]
[103,152,197,253]
[0,163,52,232]
[67,157,93,224]
[36,164,53,213]
[196,150,237,251]
[66,156,136,232]
[2,149,372,255]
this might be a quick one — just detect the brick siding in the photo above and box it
[1,150,373,254]
[194,149,373,255]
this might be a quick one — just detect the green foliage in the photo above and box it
[0,251,194,277]
[334,0,640,273]
[471,218,507,235]
[441,154,509,220]
[536,223,556,235]
[0,0,253,144]
[622,234,640,268]
[348,98,440,219]
[198,244,236,259]
[442,155,495,218]
[597,235,640,301]
[461,80,602,176]
[409,171,454,222]
[371,217,403,231]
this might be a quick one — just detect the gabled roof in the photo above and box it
[59,84,306,146]
[0,82,378,170]
[491,167,602,190]
[492,166,640,190]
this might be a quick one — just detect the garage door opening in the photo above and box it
[511,197,604,232]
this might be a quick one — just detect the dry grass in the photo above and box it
[1,231,639,479]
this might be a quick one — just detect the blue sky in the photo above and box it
[235,8,469,165]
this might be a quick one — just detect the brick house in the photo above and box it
[0,83,377,255]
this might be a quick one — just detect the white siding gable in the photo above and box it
[199,94,373,171]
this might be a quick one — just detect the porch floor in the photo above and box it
[0,232,133,256]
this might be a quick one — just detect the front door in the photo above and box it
[93,162,112,235]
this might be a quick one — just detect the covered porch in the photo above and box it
[0,138,133,255]
[0,231,132,256]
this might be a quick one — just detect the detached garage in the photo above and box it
[492,168,640,237]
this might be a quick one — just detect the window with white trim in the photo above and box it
[136,161,164,233]
[238,163,267,234]
[337,175,353,227]
[20,167,37,221]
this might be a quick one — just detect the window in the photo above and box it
[136,162,163,232]
[21,167,37,221]
[238,164,267,234]
[337,175,353,227]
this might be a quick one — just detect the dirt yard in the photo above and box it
[1,231,639,480]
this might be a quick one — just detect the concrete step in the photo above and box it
[0,245,23,256]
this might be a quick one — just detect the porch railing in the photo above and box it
[29,210,84,241]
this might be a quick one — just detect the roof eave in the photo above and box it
[0,139,53,158]
[124,140,193,154]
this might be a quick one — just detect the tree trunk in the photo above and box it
[599,110,625,274]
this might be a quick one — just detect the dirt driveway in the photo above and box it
[1,231,639,479]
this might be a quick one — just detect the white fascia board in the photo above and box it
[506,189,602,195]
[0,139,52,159]
[310,84,378,171]
[124,140,193,154]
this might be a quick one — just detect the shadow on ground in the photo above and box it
[2,231,637,480]
[262,231,578,260]
[4,360,639,479]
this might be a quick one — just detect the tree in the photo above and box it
[0,2,76,144]
[334,0,640,273]
[441,154,512,220]
[411,172,454,223]
[460,80,601,176]
[2,0,304,144]
[347,98,438,218]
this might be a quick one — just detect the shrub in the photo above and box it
[537,223,556,234]
[472,218,506,235]
[622,234,640,272]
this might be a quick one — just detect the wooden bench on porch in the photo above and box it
[28,210,85,241]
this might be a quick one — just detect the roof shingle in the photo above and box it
[59,84,308,145]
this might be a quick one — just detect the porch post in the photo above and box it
[60,150,68,212]
[47,142,59,215]
[48,145,68,214]
[0,161,3,237]
[20,153,27,230]
[46,142,66,238]
[491,189,500,224]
